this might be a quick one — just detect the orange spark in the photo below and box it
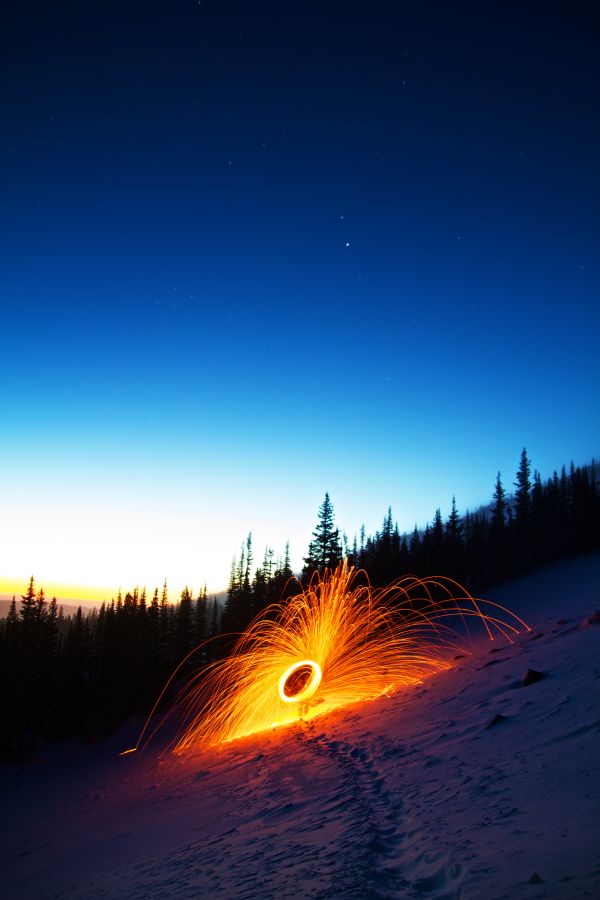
[125,562,529,755]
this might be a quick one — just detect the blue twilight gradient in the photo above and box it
[1,3,599,591]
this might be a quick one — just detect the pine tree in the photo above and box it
[430,508,444,569]
[489,472,509,581]
[195,585,208,655]
[243,533,253,595]
[4,596,19,638]
[368,507,399,586]
[359,524,366,559]
[514,447,532,565]
[174,587,194,664]
[446,497,463,543]
[445,497,465,580]
[158,580,171,670]
[281,541,293,580]
[411,525,421,554]
[148,587,160,633]
[271,541,296,602]
[20,576,37,631]
[491,473,507,531]
[303,492,343,575]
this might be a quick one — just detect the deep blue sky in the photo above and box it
[2,1,599,595]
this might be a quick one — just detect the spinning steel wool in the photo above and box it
[125,562,528,754]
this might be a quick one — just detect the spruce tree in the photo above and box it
[148,587,160,636]
[4,596,19,637]
[446,497,463,544]
[281,541,293,580]
[431,508,444,569]
[20,576,37,631]
[514,447,532,565]
[303,492,343,575]
[195,585,208,655]
[174,587,194,664]
[489,472,509,581]
[491,472,507,532]
[209,598,219,637]
[158,580,171,670]
[242,533,253,595]
[445,497,465,581]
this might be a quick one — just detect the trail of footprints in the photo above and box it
[124,729,462,899]
[299,726,463,899]
[299,727,408,898]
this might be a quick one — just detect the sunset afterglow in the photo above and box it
[2,4,598,601]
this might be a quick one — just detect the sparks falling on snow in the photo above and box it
[125,562,529,755]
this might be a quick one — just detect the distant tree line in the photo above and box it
[1,449,598,759]
[225,451,599,634]
[219,538,296,640]
[0,580,219,759]
[354,451,599,591]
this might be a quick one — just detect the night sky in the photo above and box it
[2,1,599,596]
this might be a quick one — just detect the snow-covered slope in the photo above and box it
[3,555,600,899]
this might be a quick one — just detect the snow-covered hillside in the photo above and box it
[3,555,600,899]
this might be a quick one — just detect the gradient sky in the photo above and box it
[1,2,599,598]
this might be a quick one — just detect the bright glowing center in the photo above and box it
[278,659,322,704]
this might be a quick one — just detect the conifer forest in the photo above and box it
[1,450,598,760]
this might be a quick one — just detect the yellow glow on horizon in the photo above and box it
[0,577,119,605]
[0,501,248,600]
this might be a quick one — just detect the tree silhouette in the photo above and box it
[303,492,342,576]
[445,497,465,582]
[488,472,509,581]
[514,447,532,565]
[174,587,194,665]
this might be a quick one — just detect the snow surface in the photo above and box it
[2,554,600,899]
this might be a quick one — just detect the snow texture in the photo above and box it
[2,554,600,899]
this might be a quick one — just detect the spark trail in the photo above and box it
[126,562,528,755]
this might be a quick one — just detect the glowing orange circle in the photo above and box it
[278,659,322,704]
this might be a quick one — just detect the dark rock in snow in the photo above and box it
[481,658,504,668]
[522,669,545,687]
[528,872,544,884]
[486,713,508,729]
